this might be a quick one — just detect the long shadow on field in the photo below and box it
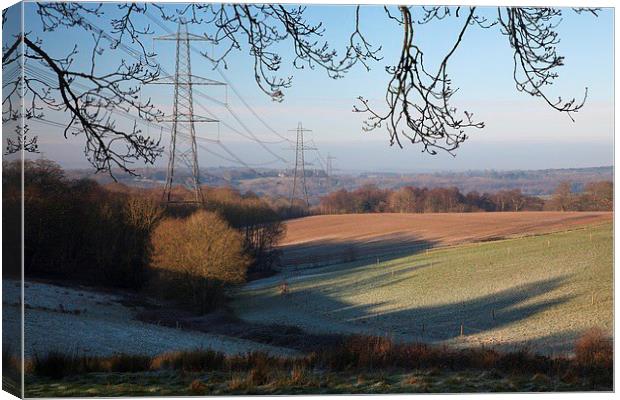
[285,275,574,349]
[493,329,585,356]
[280,233,438,270]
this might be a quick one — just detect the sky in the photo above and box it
[6,2,615,173]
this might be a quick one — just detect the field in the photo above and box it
[279,212,611,268]
[9,212,613,395]
[235,219,613,355]
[2,280,297,358]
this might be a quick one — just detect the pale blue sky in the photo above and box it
[11,3,615,172]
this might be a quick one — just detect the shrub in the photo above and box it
[289,365,308,385]
[247,366,270,386]
[322,335,393,370]
[150,211,250,312]
[202,188,286,276]
[2,347,21,385]
[30,352,102,379]
[29,351,154,378]
[574,328,613,370]
[152,349,225,371]
[189,379,208,394]
[106,353,152,373]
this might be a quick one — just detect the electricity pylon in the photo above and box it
[326,153,336,190]
[289,122,316,208]
[152,21,225,203]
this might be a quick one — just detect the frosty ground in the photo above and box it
[2,280,296,357]
[4,213,612,359]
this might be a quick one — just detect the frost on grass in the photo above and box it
[3,280,296,357]
[234,223,613,356]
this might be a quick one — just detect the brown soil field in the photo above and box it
[280,212,612,268]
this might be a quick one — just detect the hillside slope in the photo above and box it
[280,212,611,268]
[235,222,613,355]
[2,280,297,358]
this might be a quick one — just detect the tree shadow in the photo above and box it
[280,233,438,270]
[490,329,584,356]
[278,275,576,352]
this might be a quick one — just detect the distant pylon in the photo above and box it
[326,153,336,190]
[152,21,225,203]
[289,122,316,208]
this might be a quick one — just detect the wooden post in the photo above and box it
[421,323,425,335]
[492,309,495,320]
[591,292,595,305]
[547,240,550,248]
[460,323,464,337]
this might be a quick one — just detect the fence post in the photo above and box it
[492,309,495,320]
[460,323,464,337]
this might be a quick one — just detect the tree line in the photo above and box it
[3,160,611,311]
[318,182,613,214]
[3,160,286,312]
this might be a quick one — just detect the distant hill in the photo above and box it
[352,166,614,196]
[66,165,613,201]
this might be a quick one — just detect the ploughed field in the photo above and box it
[234,218,613,355]
[279,212,611,268]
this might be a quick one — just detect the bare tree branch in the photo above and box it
[355,6,597,154]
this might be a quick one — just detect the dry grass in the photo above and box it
[573,327,613,385]
[151,349,225,371]
[188,379,208,395]
[575,328,613,368]
[2,346,21,395]
[24,331,611,390]
[320,335,561,375]
[289,365,308,385]
[23,331,613,395]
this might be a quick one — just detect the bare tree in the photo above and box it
[3,3,164,174]
[2,3,599,172]
[354,6,598,155]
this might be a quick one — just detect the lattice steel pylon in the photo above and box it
[152,21,225,203]
[289,122,316,208]
[326,153,336,190]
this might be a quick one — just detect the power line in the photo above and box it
[26,62,286,169]
[28,13,297,177]
[143,9,294,145]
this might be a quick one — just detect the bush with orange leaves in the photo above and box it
[574,328,613,371]
[150,210,250,312]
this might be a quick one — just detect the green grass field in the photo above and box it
[235,222,613,355]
